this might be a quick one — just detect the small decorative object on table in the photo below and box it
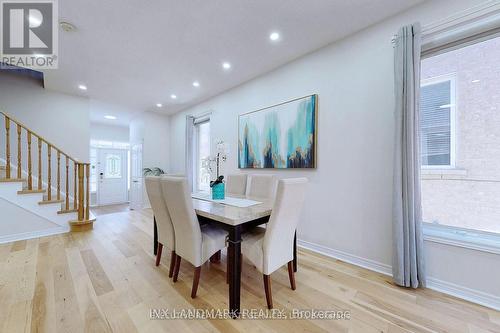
[210,175,225,200]
[206,140,228,200]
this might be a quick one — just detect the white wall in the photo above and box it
[130,111,170,208]
[90,123,129,142]
[168,0,499,307]
[0,72,90,161]
[0,197,63,243]
[130,111,170,171]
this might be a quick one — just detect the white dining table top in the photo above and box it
[192,195,273,226]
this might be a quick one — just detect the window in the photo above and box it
[194,119,211,192]
[420,35,500,238]
[420,75,455,167]
[104,153,122,178]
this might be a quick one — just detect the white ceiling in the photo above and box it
[44,0,423,120]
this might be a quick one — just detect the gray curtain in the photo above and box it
[185,115,195,192]
[392,23,426,288]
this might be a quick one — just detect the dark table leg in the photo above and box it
[153,216,158,256]
[293,231,297,273]
[228,225,242,318]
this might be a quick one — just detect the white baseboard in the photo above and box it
[0,226,69,244]
[427,278,500,311]
[298,239,500,311]
[298,239,392,276]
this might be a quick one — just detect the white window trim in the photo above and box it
[423,223,500,255]
[421,73,457,169]
[193,117,210,193]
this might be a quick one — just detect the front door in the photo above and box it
[97,148,128,206]
[129,142,143,210]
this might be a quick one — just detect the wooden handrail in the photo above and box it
[0,111,79,163]
[1,110,92,224]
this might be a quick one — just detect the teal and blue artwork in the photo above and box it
[238,95,317,169]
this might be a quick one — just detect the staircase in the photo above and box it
[0,111,95,243]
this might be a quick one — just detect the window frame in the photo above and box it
[193,118,211,193]
[420,73,457,169]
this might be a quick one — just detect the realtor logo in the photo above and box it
[0,0,58,68]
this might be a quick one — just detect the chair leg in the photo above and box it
[287,261,296,290]
[168,251,176,278]
[210,250,221,263]
[191,266,201,298]
[173,255,181,282]
[263,274,273,309]
[155,243,163,266]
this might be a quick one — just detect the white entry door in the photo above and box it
[97,148,128,206]
[129,143,143,210]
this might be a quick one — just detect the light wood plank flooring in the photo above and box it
[0,209,499,332]
[90,203,130,217]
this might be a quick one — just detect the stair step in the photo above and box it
[18,189,46,194]
[0,178,25,183]
[38,199,65,205]
[57,208,78,215]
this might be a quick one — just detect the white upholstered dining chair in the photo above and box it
[160,176,228,298]
[241,177,308,309]
[246,174,277,200]
[226,174,248,196]
[144,176,176,278]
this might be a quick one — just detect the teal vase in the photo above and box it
[212,182,225,200]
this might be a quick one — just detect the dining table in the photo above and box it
[153,194,298,318]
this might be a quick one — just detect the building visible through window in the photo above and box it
[420,77,454,167]
[420,35,500,234]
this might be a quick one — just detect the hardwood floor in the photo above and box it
[0,209,498,332]
[90,203,130,217]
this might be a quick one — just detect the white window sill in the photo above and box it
[423,223,500,255]
[421,168,467,180]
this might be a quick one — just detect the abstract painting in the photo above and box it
[238,94,317,169]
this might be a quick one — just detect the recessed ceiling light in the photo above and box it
[78,84,87,91]
[156,103,162,107]
[170,94,177,99]
[104,115,117,120]
[192,81,200,87]
[471,79,480,83]
[222,62,231,70]
[269,32,280,41]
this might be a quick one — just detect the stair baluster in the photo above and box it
[57,150,61,200]
[38,138,42,190]
[77,163,84,220]
[17,124,21,179]
[73,162,77,210]
[85,164,90,220]
[65,155,69,210]
[5,116,10,179]
[47,144,51,201]
[27,131,32,190]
